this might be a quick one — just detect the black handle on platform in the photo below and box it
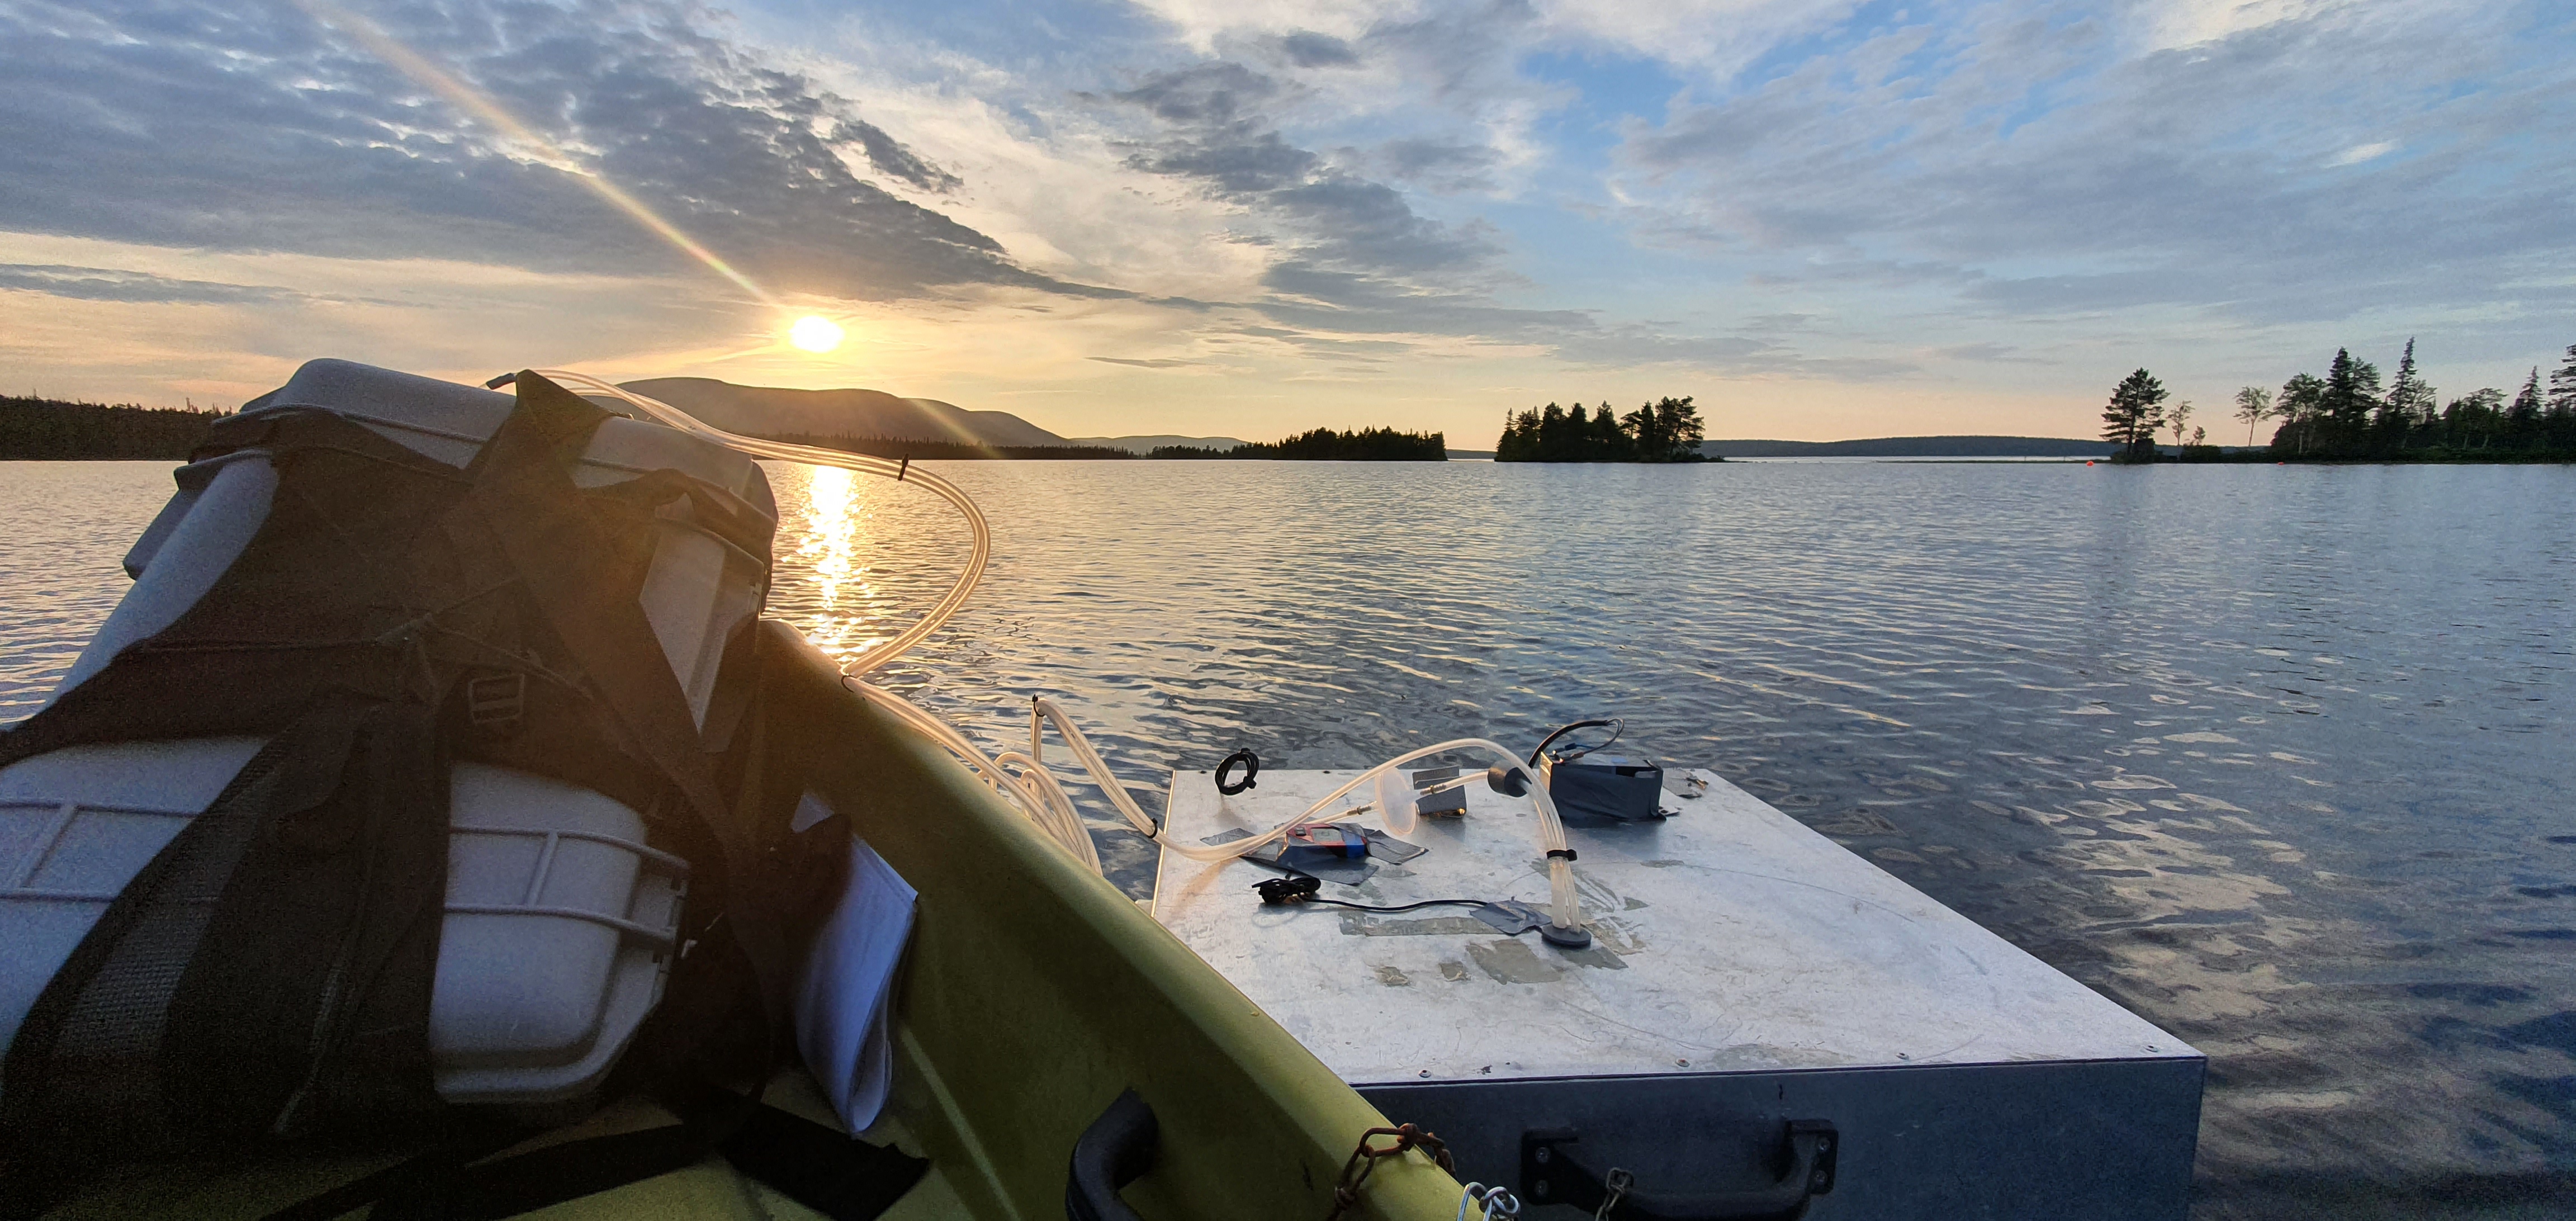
[1215,749,1260,795]
[1066,1090,1158,1221]
[1521,1120,1836,1221]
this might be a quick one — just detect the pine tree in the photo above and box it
[2505,368,2542,446]
[1590,404,1629,459]
[2384,338,2437,437]
[2100,369,2167,459]
[1536,403,1572,458]
[2319,349,2383,454]
[1496,408,1540,460]
[1621,401,1661,458]
[1649,396,1706,461]
[2549,345,2576,418]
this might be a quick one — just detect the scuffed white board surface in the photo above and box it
[1152,766,2195,1087]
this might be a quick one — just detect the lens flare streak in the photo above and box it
[290,0,777,307]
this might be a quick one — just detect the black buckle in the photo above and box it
[466,671,527,737]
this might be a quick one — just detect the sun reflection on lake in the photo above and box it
[790,464,874,660]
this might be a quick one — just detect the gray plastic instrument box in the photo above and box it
[0,360,770,1105]
[1154,767,2204,1219]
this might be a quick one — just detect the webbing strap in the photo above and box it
[266,1091,927,1221]
[165,699,449,1138]
[466,374,798,1043]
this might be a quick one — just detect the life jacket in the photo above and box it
[0,363,851,1213]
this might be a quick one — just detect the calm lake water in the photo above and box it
[4,457,2572,1218]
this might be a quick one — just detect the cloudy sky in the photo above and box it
[2,0,2569,443]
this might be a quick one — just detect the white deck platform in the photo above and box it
[1151,766,2196,1090]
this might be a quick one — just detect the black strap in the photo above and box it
[261,1119,538,1221]
[276,1091,927,1221]
[717,1100,931,1219]
[165,699,450,1138]
[469,375,798,1034]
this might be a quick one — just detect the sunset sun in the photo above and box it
[788,315,843,354]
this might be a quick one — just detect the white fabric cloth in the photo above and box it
[792,818,917,1135]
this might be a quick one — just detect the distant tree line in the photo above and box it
[1495,397,1709,462]
[1,395,229,460]
[2102,339,2576,462]
[1150,426,1446,461]
[770,432,1137,460]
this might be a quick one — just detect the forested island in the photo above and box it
[2101,340,2576,461]
[776,425,1447,461]
[1496,397,1710,462]
[1,395,228,460]
[1149,426,1446,461]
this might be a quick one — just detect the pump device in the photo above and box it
[1530,720,1666,822]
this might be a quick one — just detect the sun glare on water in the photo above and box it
[789,315,844,353]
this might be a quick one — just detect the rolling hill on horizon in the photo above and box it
[618,378,1251,455]
[619,377,1070,448]
[1063,434,1249,454]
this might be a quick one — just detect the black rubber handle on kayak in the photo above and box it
[1066,1089,1158,1221]
[1520,1120,1836,1221]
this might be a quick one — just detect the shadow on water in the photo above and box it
[4,457,2571,1218]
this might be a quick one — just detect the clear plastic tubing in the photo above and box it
[532,370,987,679]
[535,371,1581,932]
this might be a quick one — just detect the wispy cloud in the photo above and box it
[0,264,322,306]
[1101,61,1506,285]
[1933,342,2049,365]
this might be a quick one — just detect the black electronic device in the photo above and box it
[1527,718,1666,822]
[1540,751,1666,822]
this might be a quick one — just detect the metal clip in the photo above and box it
[1457,1183,1521,1221]
[1594,1167,1632,1220]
